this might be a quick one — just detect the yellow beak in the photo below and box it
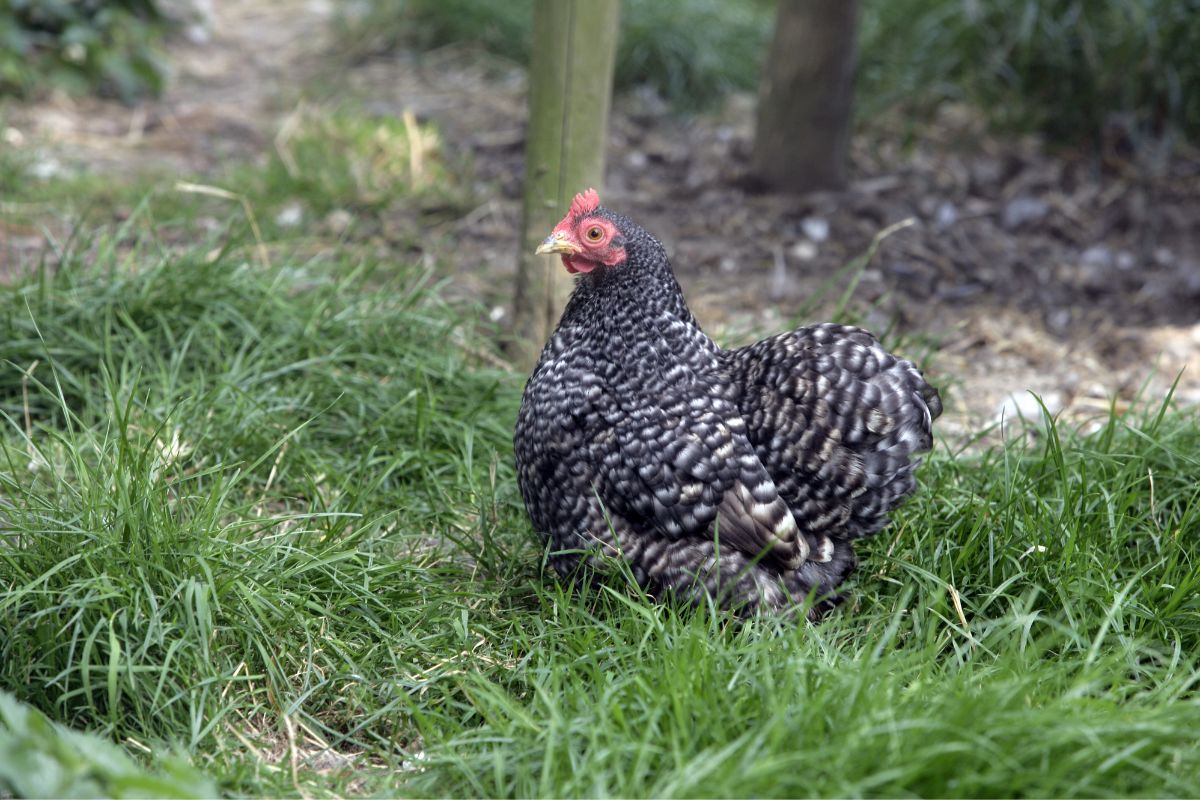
[535,231,581,256]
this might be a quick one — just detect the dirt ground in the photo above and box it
[4,0,1199,445]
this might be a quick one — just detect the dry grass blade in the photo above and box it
[174,181,271,268]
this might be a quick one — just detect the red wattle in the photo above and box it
[563,256,596,274]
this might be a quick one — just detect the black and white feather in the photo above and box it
[514,202,941,619]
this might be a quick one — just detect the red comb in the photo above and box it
[568,188,600,218]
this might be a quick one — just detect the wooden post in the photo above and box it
[751,0,860,193]
[511,0,620,370]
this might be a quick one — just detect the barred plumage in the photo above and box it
[515,192,941,619]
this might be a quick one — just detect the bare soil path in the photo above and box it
[4,0,330,174]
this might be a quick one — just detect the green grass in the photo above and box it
[0,105,466,238]
[0,210,526,794]
[0,202,1198,797]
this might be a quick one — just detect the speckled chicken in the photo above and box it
[514,190,941,618]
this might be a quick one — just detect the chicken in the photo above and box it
[514,189,941,619]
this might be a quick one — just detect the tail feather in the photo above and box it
[844,359,939,539]
[722,323,940,609]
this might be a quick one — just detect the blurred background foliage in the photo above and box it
[858,0,1200,149]
[1,0,1197,147]
[337,0,773,112]
[0,690,218,799]
[335,0,1200,150]
[0,0,171,101]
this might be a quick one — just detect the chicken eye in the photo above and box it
[585,226,604,242]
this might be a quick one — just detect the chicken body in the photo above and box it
[514,191,941,618]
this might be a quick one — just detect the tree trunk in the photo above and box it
[511,0,620,370]
[751,0,860,194]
